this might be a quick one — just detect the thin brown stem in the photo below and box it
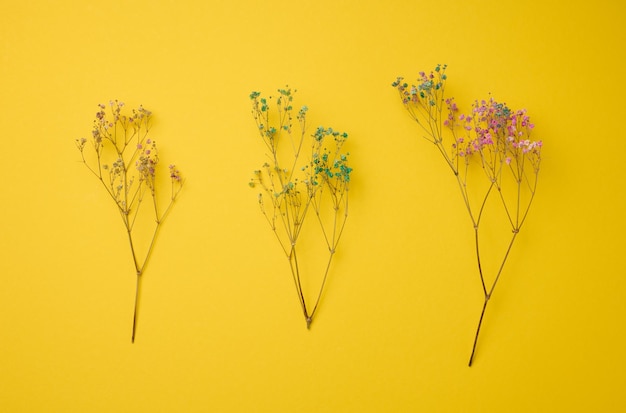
[468,297,489,367]
[131,271,142,343]
[488,231,518,297]
[474,228,487,296]
[126,229,141,275]
[469,230,518,364]
[288,247,308,321]
[308,250,335,324]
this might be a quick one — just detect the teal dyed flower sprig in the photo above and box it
[249,87,352,329]
[393,66,543,365]
[76,101,183,342]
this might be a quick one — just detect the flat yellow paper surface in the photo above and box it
[1,1,624,411]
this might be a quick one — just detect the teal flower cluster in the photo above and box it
[309,127,352,188]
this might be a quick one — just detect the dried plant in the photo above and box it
[249,88,352,328]
[76,100,183,342]
[393,66,543,365]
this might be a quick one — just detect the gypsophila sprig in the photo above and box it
[392,66,543,366]
[249,87,352,329]
[76,100,183,342]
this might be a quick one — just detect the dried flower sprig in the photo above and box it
[392,65,543,365]
[249,88,352,329]
[76,100,183,342]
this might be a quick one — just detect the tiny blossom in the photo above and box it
[169,164,182,181]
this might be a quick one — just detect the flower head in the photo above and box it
[169,164,182,182]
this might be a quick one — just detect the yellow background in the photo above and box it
[1,0,625,411]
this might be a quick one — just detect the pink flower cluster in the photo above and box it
[169,164,182,182]
[94,103,114,134]
[393,66,542,173]
[136,139,158,187]
[95,100,152,131]
[446,97,542,168]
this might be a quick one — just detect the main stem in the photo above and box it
[131,271,142,343]
[468,231,518,366]
[126,228,142,343]
[468,296,489,366]
[129,221,165,343]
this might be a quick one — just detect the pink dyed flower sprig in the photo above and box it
[76,100,183,342]
[392,65,543,366]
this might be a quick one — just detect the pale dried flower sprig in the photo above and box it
[249,88,352,329]
[392,65,542,366]
[76,100,183,342]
